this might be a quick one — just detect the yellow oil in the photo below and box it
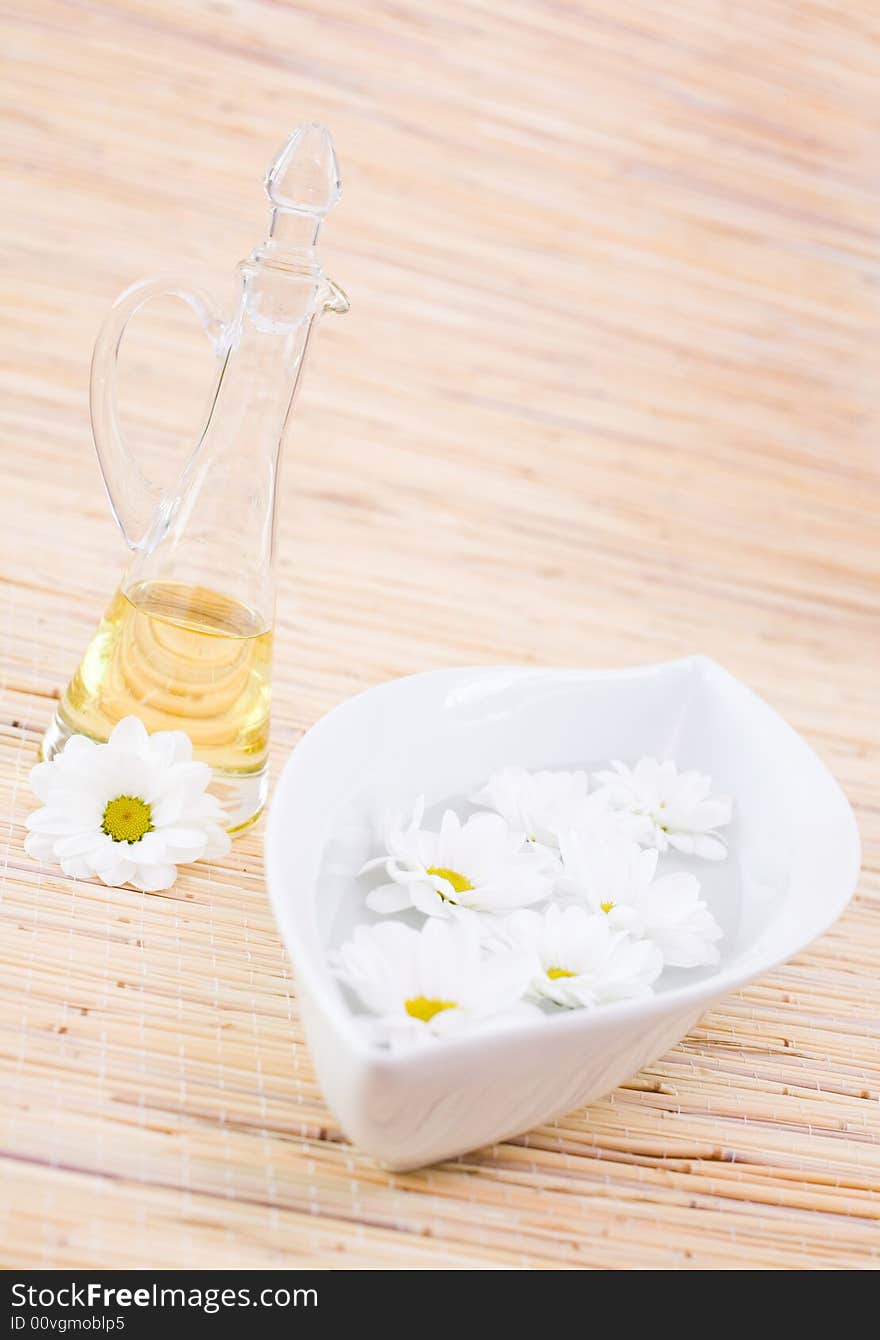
[57,581,272,774]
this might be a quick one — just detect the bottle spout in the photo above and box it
[264,123,342,248]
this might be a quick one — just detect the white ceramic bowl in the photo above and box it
[265,657,860,1169]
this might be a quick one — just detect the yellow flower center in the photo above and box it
[546,967,576,980]
[600,899,615,914]
[405,996,457,1023]
[426,866,474,898]
[102,795,154,844]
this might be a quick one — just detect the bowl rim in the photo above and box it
[265,655,862,1069]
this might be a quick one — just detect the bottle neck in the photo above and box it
[268,207,321,250]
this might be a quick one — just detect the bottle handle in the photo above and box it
[90,276,229,551]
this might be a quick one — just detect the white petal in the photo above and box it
[156,825,210,861]
[199,826,231,860]
[149,791,185,827]
[148,730,193,769]
[58,734,98,765]
[89,833,125,873]
[58,855,95,880]
[606,904,640,935]
[427,1005,468,1037]
[366,883,413,914]
[33,789,101,823]
[96,858,136,887]
[660,936,722,969]
[410,882,450,917]
[359,854,390,875]
[29,761,59,803]
[25,807,86,835]
[100,757,156,806]
[126,831,164,862]
[108,716,150,754]
[54,832,106,859]
[335,921,421,1014]
[471,950,533,1015]
[668,831,728,860]
[418,917,465,999]
[24,832,57,862]
[166,760,212,792]
[150,765,212,813]
[132,862,178,892]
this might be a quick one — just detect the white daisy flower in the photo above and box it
[502,903,662,1008]
[593,757,732,859]
[362,800,554,917]
[472,765,652,850]
[25,716,230,892]
[331,916,534,1044]
[558,828,723,968]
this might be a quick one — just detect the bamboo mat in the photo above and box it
[1,0,879,1269]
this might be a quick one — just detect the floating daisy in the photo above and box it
[470,766,595,847]
[331,917,534,1043]
[362,801,554,917]
[593,757,732,859]
[25,716,230,892]
[559,829,723,968]
[503,903,662,1008]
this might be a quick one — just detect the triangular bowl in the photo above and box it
[265,657,860,1169]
